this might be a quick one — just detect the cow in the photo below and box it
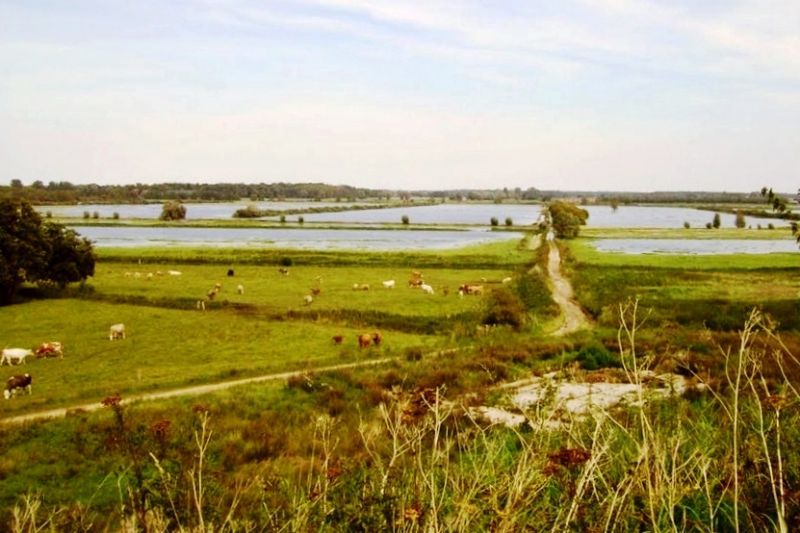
[4,374,32,399]
[352,283,370,291]
[420,283,434,295]
[382,280,395,289]
[311,287,322,296]
[458,284,484,296]
[35,341,63,359]
[237,284,245,295]
[411,270,423,279]
[408,278,424,288]
[502,277,513,284]
[109,323,126,340]
[372,331,383,346]
[332,335,344,345]
[214,282,222,290]
[278,267,290,275]
[227,269,235,277]
[207,287,219,300]
[1,348,32,366]
[168,270,182,276]
[358,334,372,348]
[303,295,313,306]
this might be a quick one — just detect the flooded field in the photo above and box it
[583,205,785,229]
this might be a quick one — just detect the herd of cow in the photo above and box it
[2,341,63,399]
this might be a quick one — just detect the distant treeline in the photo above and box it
[0,178,780,205]
[233,201,436,218]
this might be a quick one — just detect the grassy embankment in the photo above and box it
[565,236,800,330]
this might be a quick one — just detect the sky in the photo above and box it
[1,0,798,192]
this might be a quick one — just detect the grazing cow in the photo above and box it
[420,283,434,295]
[146,273,154,281]
[35,341,63,359]
[332,335,344,345]
[227,269,235,277]
[168,270,182,276]
[352,283,369,291]
[358,334,372,348]
[408,278,424,288]
[278,267,290,275]
[382,280,395,289]
[303,295,313,306]
[109,323,126,340]
[411,270,423,279]
[237,284,245,295]
[458,284,484,296]
[1,348,33,366]
[311,287,322,296]
[502,277,513,284]
[133,272,142,279]
[372,331,383,346]
[207,285,220,300]
[214,282,222,290]
[4,374,32,400]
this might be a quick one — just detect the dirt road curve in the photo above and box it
[547,239,592,336]
[1,357,395,426]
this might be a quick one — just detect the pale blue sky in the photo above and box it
[1,0,798,191]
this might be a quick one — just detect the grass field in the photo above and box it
[0,299,438,415]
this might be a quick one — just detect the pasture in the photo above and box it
[0,299,437,416]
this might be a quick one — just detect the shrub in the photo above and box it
[483,287,526,331]
[575,341,620,370]
[112,212,119,220]
[683,221,690,229]
[401,215,410,225]
[83,211,90,219]
[490,217,499,226]
[734,210,746,229]
[159,201,186,221]
[706,222,712,229]
[45,211,52,219]
[280,215,286,223]
[92,211,99,219]
[279,257,293,267]
[298,216,304,224]
[712,212,721,229]
[768,223,775,229]
[505,217,513,227]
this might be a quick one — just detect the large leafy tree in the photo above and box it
[761,187,799,245]
[0,199,95,304]
[548,201,589,239]
[160,200,187,221]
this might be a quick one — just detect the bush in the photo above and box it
[490,217,499,226]
[734,210,746,229]
[683,221,690,229]
[280,214,286,223]
[401,215,410,225]
[112,212,119,220]
[768,223,775,229]
[159,201,186,221]
[279,257,293,267]
[483,287,526,331]
[505,217,513,227]
[45,211,52,219]
[549,201,589,239]
[298,216,304,224]
[92,211,99,219]
[706,222,712,229]
[83,211,90,219]
[575,341,620,370]
[712,212,721,229]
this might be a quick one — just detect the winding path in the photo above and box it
[546,237,592,336]
[1,357,396,426]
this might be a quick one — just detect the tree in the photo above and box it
[712,213,721,229]
[734,210,746,229]
[490,217,499,226]
[0,199,95,304]
[762,186,799,245]
[548,201,589,239]
[159,201,186,221]
[401,215,410,225]
[505,217,513,227]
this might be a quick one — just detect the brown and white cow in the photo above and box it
[35,341,64,359]
[4,374,32,399]
[109,323,126,340]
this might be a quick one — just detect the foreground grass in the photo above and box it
[0,300,437,416]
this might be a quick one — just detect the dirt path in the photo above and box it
[546,238,591,336]
[1,357,396,426]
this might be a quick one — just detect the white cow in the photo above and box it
[168,270,182,276]
[420,283,434,295]
[1,348,33,366]
[237,284,245,295]
[303,295,313,306]
[382,280,396,289]
[502,277,513,284]
[109,323,126,340]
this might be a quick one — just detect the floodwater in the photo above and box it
[71,226,524,250]
[37,201,368,220]
[583,205,786,229]
[293,203,542,225]
[592,239,800,255]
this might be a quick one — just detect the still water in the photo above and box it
[593,239,800,255]
[583,206,785,229]
[72,226,524,250]
[294,203,542,225]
